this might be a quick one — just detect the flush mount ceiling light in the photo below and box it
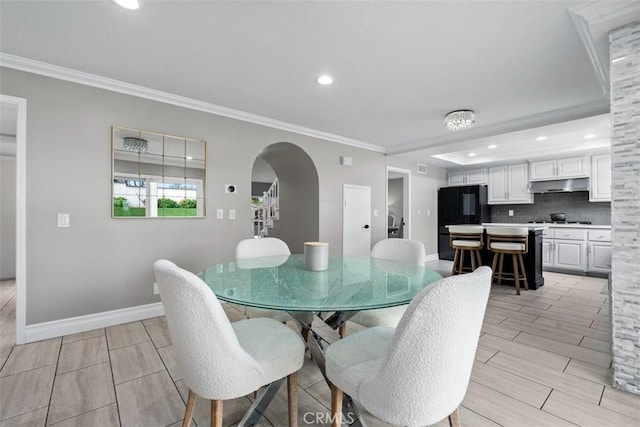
[488,144,497,149]
[536,136,547,141]
[317,75,333,85]
[584,134,596,139]
[114,0,140,10]
[444,110,475,131]
[123,137,148,152]
[468,153,476,157]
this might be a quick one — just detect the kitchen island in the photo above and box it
[447,223,547,290]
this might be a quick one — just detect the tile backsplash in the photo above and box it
[491,191,611,224]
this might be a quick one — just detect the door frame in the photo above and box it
[386,166,411,239]
[1,94,27,344]
[342,184,371,256]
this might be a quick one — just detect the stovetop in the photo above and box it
[528,220,592,224]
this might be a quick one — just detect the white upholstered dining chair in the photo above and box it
[153,259,305,427]
[235,237,293,322]
[343,238,426,334]
[326,266,492,427]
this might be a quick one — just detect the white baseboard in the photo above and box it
[424,253,440,263]
[24,302,165,343]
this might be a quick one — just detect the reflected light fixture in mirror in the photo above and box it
[123,137,148,152]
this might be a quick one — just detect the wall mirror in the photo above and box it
[112,126,206,218]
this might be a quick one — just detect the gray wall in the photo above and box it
[610,22,640,395]
[387,177,403,224]
[0,68,447,325]
[491,191,611,225]
[0,158,16,279]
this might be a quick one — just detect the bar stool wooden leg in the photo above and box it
[452,248,460,275]
[459,250,466,274]
[512,253,521,295]
[470,249,477,271]
[475,250,482,268]
[518,253,529,291]
[497,253,504,286]
[491,252,499,283]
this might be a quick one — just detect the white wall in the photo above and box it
[0,157,16,279]
[1,67,446,325]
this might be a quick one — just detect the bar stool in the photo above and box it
[486,227,529,295]
[449,225,484,275]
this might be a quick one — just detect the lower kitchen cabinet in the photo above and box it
[588,244,612,272]
[543,226,611,274]
[587,228,612,273]
[543,228,587,272]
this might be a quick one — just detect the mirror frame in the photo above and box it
[111,125,207,219]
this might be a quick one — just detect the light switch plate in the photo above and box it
[217,209,224,219]
[373,209,379,216]
[229,209,236,220]
[57,213,70,228]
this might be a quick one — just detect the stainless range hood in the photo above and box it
[528,178,590,193]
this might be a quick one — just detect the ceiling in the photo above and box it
[1,1,638,166]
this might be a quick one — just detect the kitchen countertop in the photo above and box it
[482,223,611,229]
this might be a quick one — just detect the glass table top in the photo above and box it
[199,255,443,312]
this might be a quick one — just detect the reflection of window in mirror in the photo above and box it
[112,126,206,218]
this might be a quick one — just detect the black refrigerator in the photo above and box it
[438,185,491,260]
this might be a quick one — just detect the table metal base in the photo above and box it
[288,311,368,427]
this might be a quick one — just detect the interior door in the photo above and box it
[343,185,371,256]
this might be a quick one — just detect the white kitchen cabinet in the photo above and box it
[543,227,587,272]
[589,154,612,202]
[488,163,533,204]
[587,228,612,273]
[447,168,487,186]
[529,156,588,181]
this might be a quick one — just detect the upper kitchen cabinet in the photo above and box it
[447,168,488,186]
[529,156,589,181]
[488,163,533,204]
[590,153,612,202]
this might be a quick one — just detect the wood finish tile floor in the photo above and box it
[1,265,639,426]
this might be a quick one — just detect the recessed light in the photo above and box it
[186,156,193,160]
[468,153,476,157]
[317,75,333,85]
[536,136,547,141]
[584,134,595,139]
[488,144,497,149]
[114,0,140,9]
[612,56,626,63]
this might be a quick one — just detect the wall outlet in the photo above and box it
[508,210,514,217]
[57,213,70,228]
[217,209,224,219]
[153,282,159,295]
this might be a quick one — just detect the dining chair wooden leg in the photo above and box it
[182,389,197,427]
[330,384,343,427]
[338,324,346,338]
[448,407,461,427]
[287,372,298,427]
[512,253,521,295]
[211,400,223,427]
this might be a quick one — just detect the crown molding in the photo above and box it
[387,100,610,156]
[0,53,386,154]
[568,1,640,97]
[568,8,609,96]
